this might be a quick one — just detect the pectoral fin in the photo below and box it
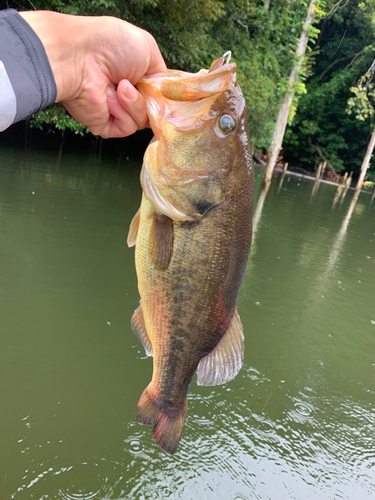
[127,209,141,248]
[149,213,174,270]
[131,304,153,357]
[197,307,244,386]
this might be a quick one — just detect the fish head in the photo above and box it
[137,53,251,221]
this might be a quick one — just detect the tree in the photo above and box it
[284,0,375,180]
[347,58,375,189]
[0,0,331,153]
[265,0,316,182]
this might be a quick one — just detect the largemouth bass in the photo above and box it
[127,53,254,454]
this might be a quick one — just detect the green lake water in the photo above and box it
[0,143,374,499]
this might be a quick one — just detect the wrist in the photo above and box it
[19,11,84,102]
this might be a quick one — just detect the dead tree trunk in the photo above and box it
[357,125,375,191]
[265,0,315,183]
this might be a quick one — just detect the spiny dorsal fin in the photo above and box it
[131,304,153,357]
[127,208,141,248]
[148,213,174,270]
[197,307,244,386]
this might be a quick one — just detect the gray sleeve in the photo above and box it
[0,9,57,130]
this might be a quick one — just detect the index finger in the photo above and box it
[144,33,168,77]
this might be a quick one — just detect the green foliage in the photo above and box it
[347,62,375,121]
[347,83,375,121]
[284,0,375,176]
[3,0,313,147]
[6,0,373,177]
[30,104,90,135]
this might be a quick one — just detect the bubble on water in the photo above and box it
[31,191,35,195]
[294,402,313,417]
[125,435,144,455]
[255,301,260,306]
[106,321,111,326]
[58,487,104,500]
[371,320,375,325]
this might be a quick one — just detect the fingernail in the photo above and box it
[106,87,117,101]
[123,81,138,101]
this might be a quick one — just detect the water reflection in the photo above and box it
[326,189,361,272]
[277,170,286,194]
[310,177,321,199]
[252,179,271,236]
[1,149,375,500]
[332,183,344,208]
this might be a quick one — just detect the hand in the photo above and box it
[19,11,167,138]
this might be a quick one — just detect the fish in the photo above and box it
[127,52,254,455]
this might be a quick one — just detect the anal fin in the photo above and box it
[131,304,153,357]
[127,208,141,248]
[197,307,244,386]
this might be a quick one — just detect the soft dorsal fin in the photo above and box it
[148,213,174,270]
[131,304,153,357]
[197,307,244,386]
[127,209,141,248]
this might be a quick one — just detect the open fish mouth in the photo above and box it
[137,51,238,131]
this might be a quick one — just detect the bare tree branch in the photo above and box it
[232,17,249,38]
[319,50,365,80]
[345,50,366,69]
[363,59,375,88]
[324,0,350,19]
[308,137,338,178]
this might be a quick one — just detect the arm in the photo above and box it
[0,9,56,132]
[0,9,166,137]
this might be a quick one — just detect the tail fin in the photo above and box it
[137,386,187,455]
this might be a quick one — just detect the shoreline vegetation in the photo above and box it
[1,0,375,186]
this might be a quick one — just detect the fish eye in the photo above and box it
[218,114,236,134]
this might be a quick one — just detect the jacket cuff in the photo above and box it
[0,9,57,129]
